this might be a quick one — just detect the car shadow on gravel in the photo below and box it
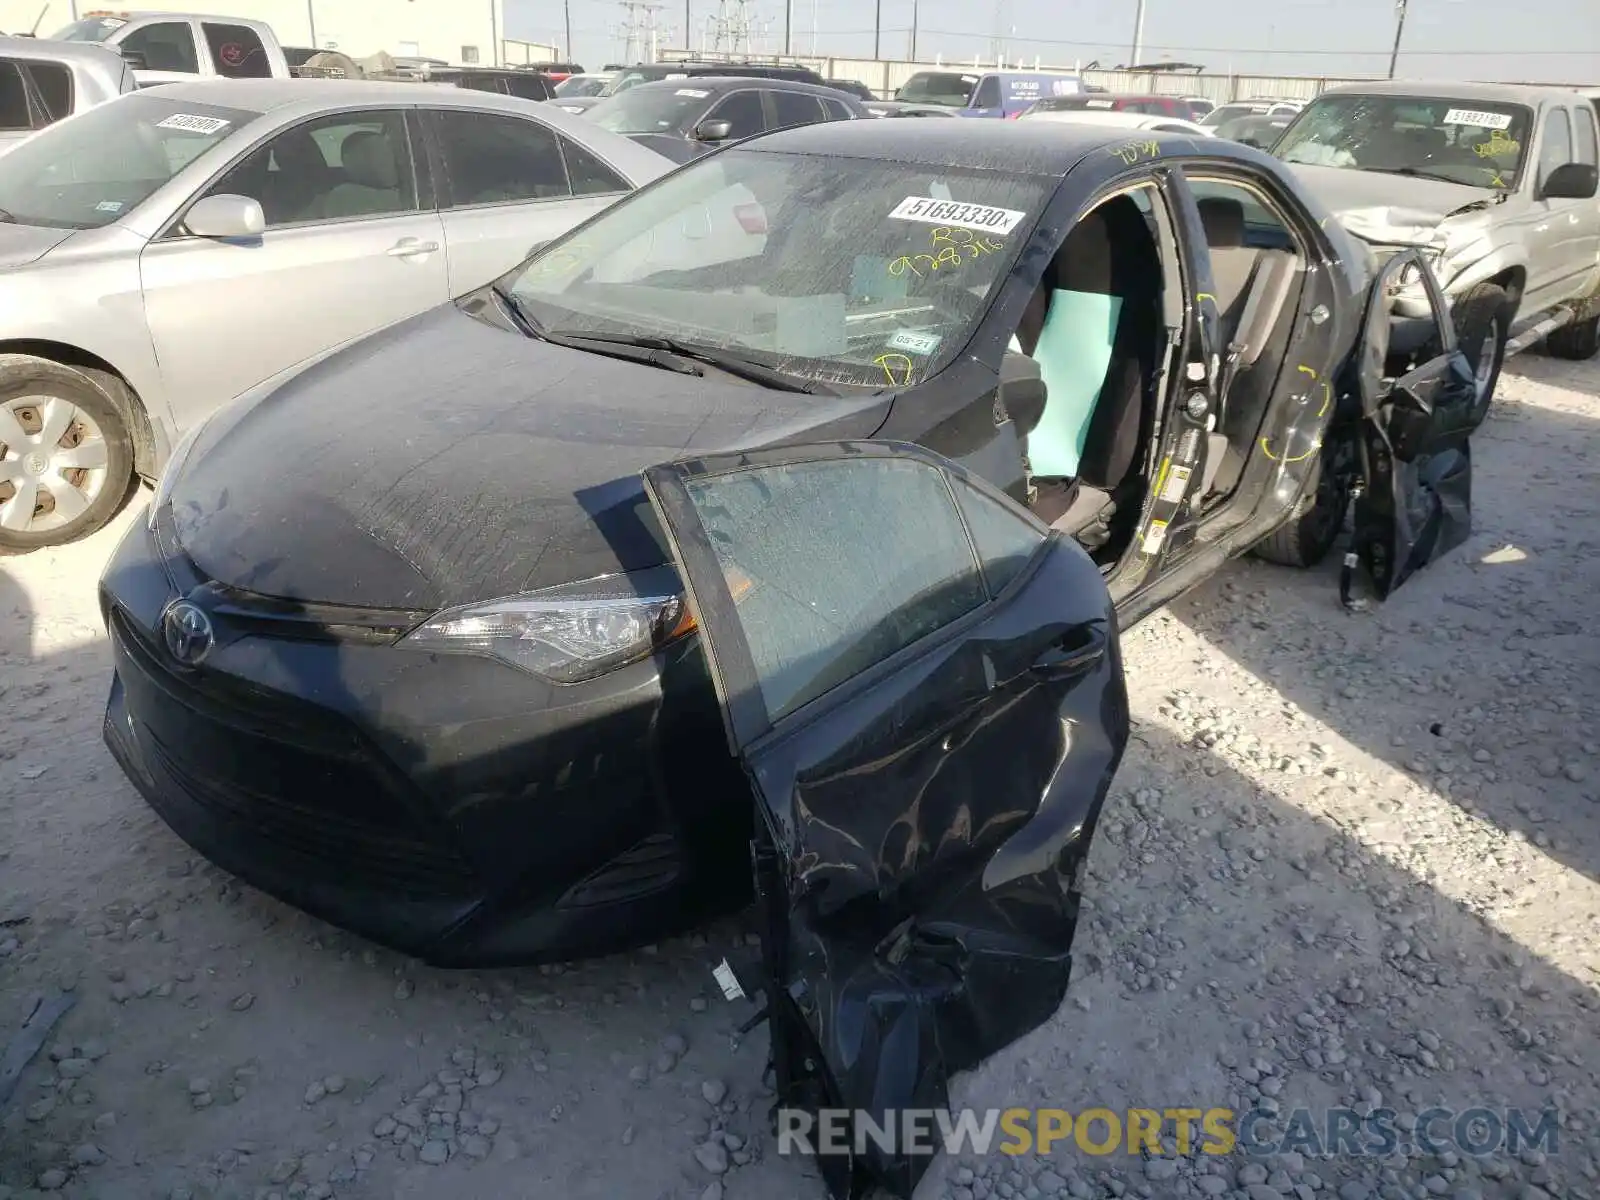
[1163,361,1600,888]
[3,530,1598,1200]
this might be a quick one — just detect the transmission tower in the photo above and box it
[706,0,761,56]
[612,0,668,64]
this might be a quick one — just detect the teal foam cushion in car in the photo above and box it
[1025,289,1122,478]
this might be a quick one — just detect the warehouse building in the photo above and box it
[0,1,513,66]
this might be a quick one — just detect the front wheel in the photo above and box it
[0,355,136,551]
[1449,282,1511,426]
[1545,312,1600,361]
[1250,450,1349,569]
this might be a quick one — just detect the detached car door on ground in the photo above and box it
[643,441,1129,1200]
[139,108,450,423]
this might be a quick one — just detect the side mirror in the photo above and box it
[184,193,265,239]
[1541,162,1599,201]
[118,48,148,70]
[693,118,734,142]
[1000,351,1048,438]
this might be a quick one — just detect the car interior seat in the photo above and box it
[1018,195,1163,548]
[1194,196,1304,499]
[313,129,403,218]
[259,130,333,224]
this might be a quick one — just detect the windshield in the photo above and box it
[0,94,255,229]
[555,75,609,97]
[600,68,676,97]
[51,16,126,41]
[588,86,712,135]
[1200,103,1266,128]
[1275,95,1532,189]
[896,71,977,107]
[505,149,1049,390]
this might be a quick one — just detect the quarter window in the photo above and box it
[1538,108,1572,186]
[560,137,629,195]
[118,21,200,74]
[203,22,271,79]
[23,62,72,122]
[1573,105,1598,168]
[0,60,30,131]
[431,110,570,206]
[770,90,825,129]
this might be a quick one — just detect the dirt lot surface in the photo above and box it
[1,352,1597,1200]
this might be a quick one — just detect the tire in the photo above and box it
[1448,281,1511,426]
[1545,313,1600,361]
[0,354,135,551]
[1250,451,1348,569]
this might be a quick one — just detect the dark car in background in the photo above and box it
[1022,92,1192,119]
[599,60,828,97]
[519,60,584,82]
[424,65,555,101]
[585,75,864,161]
[825,77,876,101]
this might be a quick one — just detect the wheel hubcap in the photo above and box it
[0,394,111,535]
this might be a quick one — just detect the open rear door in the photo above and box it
[642,441,1130,1199]
[1347,250,1479,601]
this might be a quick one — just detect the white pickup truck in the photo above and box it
[50,10,290,87]
[1275,80,1600,413]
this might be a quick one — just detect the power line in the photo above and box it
[913,27,1588,56]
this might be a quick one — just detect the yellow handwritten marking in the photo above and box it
[891,236,1003,279]
[1259,435,1322,464]
[1107,139,1161,166]
[1196,293,1217,307]
[1474,129,1519,159]
[526,245,589,278]
[1294,366,1332,418]
[874,353,916,387]
[1490,171,1508,189]
[888,256,923,278]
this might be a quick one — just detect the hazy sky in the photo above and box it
[507,0,1598,84]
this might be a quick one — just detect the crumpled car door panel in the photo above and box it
[1348,250,1479,601]
[643,441,1130,1199]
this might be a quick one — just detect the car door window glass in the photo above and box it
[119,21,199,74]
[821,96,853,121]
[433,109,570,206]
[685,457,986,723]
[23,63,72,123]
[203,23,271,79]
[204,111,417,227]
[559,137,629,196]
[506,74,551,101]
[1540,108,1573,186]
[954,481,1047,596]
[973,76,1001,108]
[770,89,825,129]
[706,90,763,138]
[1573,106,1598,168]
[0,61,29,131]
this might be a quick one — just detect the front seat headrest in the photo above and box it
[1198,196,1246,248]
[339,130,399,189]
[1053,207,1114,296]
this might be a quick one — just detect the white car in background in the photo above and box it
[1016,107,1211,137]
[0,79,671,548]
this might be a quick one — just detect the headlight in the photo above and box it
[398,568,697,683]
[147,415,212,529]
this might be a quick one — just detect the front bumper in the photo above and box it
[99,517,750,966]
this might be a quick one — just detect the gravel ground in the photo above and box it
[0,351,1597,1200]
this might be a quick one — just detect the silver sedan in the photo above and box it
[0,78,672,548]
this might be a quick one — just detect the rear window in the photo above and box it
[0,93,255,228]
[203,22,272,79]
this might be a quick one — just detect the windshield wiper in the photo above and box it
[490,286,704,377]
[544,331,833,394]
[1356,165,1475,186]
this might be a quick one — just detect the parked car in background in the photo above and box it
[894,68,1082,118]
[0,79,670,548]
[599,60,829,97]
[1276,80,1600,399]
[1016,106,1209,137]
[1181,95,1215,120]
[553,72,613,98]
[1212,111,1294,148]
[519,61,584,83]
[420,66,555,101]
[1199,98,1304,127]
[586,76,864,162]
[1022,92,1193,120]
[98,118,1482,1200]
[863,100,958,118]
[0,33,134,154]
[50,11,290,86]
[552,94,601,115]
[825,78,876,101]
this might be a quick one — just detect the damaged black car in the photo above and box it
[99,119,1481,1198]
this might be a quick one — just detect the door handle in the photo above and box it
[1029,628,1108,681]
[386,238,440,257]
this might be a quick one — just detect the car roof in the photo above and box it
[1318,79,1581,105]
[99,9,274,28]
[1030,109,1203,132]
[140,77,567,111]
[0,33,127,68]
[741,117,1189,173]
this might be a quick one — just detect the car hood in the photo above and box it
[624,132,706,163]
[1288,163,1496,246]
[168,301,890,612]
[0,221,77,269]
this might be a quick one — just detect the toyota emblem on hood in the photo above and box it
[162,600,214,666]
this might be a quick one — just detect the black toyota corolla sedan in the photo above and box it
[101,119,1480,1194]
